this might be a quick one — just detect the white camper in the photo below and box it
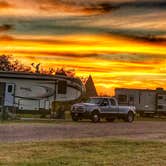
[115,88,166,116]
[0,71,85,114]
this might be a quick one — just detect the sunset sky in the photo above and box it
[0,0,166,95]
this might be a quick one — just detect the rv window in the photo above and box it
[8,85,13,93]
[118,95,127,103]
[58,81,67,94]
[110,99,116,106]
[158,96,163,100]
[158,105,163,109]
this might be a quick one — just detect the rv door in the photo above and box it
[4,83,15,107]
[45,100,50,110]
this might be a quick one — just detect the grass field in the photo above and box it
[0,139,166,166]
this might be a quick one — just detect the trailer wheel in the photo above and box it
[91,112,100,123]
[125,111,134,123]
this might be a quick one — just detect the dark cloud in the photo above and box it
[79,2,118,14]
[118,1,166,9]
[136,35,166,43]
[39,0,118,14]
[0,16,165,46]
[106,29,166,44]
[88,0,166,14]
[0,24,13,32]
[2,18,166,45]
[38,0,166,14]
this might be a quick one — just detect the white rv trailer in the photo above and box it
[0,71,85,114]
[115,88,166,115]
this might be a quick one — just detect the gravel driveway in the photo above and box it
[0,121,166,142]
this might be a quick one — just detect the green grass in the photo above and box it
[0,139,166,166]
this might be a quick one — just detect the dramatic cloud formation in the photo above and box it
[0,0,165,95]
[38,0,166,14]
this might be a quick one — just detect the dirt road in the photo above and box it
[0,121,166,142]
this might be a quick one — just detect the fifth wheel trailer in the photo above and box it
[0,71,85,114]
[115,88,166,116]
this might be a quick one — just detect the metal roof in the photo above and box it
[0,71,81,83]
[115,88,166,93]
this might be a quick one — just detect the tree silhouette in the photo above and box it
[31,63,41,73]
[0,55,12,71]
[55,68,75,77]
[0,55,76,78]
[0,55,31,72]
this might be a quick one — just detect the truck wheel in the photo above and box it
[125,111,134,123]
[106,118,115,122]
[91,112,100,123]
[72,115,79,122]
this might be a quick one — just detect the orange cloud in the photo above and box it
[0,34,166,55]
[0,1,11,9]
[0,33,165,95]
[0,0,165,95]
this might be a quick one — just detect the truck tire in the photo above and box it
[91,112,100,123]
[125,111,134,122]
[72,114,79,122]
[106,117,115,122]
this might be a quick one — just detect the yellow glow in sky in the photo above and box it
[0,0,166,95]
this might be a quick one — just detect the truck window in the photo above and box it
[101,99,109,106]
[109,99,116,106]
[86,98,102,105]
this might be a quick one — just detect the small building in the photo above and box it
[115,88,166,115]
[0,71,85,114]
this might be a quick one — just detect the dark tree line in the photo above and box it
[0,55,31,72]
[0,55,76,77]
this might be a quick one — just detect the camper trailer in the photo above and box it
[115,88,166,116]
[0,71,85,114]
